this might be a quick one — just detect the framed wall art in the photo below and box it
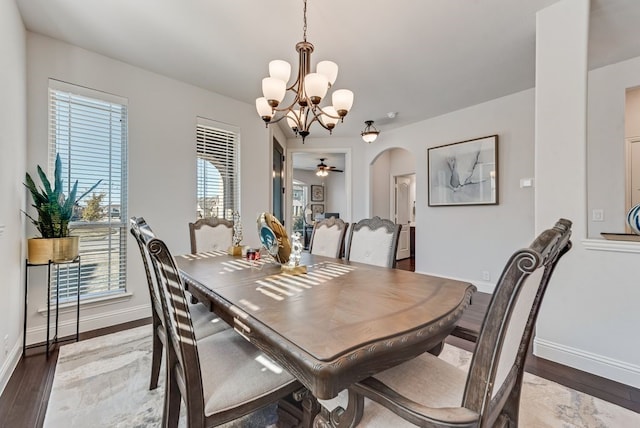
[428,135,498,206]
[311,204,324,218]
[311,184,324,202]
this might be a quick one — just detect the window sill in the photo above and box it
[582,238,640,254]
[37,291,134,315]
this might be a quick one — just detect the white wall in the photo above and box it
[0,0,27,393]
[535,0,640,389]
[588,56,640,236]
[371,90,536,292]
[24,33,272,344]
[626,87,640,139]
[370,150,391,218]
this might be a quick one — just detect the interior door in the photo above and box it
[272,138,284,224]
[395,176,411,260]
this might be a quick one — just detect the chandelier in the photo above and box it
[255,0,354,142]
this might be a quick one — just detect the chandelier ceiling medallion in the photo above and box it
[255,0,354,142]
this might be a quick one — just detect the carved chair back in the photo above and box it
[462,218,573,427]
[130,217,167,389]
[309,217,349,259]
[189,217,233,254]
[345,216,401,268]
[146,237,207,422]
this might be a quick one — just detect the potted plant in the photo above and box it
[24,154,101,264]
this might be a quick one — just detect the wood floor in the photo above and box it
[1,259,638,427]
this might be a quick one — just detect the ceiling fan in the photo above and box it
[316,158,343,176]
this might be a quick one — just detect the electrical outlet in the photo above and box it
[482,271,490,281]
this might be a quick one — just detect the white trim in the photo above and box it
[36,291,134,315]
[534,337,640,389]
[26,303,149,346]
[582,238,640,253]
[414,269,495,294]
[48,78,128,106]
[0,340,22,396]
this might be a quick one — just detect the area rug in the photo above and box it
[44,325,640,427]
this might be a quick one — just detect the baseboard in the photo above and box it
[25,303,150,346]
[534,337,640,389]
[0,340,23,396]
[414,270,496,294]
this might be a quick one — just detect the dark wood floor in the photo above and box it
[1,259,638,427]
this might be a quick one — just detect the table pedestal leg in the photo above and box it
[293,388,320,428]
[313,390,363,428]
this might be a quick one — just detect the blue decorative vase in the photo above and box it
[627,203,640,235]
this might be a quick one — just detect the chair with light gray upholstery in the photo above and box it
[145,233,302,428]
[309,217,349,259]
[189,217,234,254]
[319,219,573,428]
[130,217,228,391]
[345,216,401,268]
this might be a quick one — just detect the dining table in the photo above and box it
[176,250,476,427]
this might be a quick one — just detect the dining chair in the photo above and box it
[130,217,228,390]
[145,234,302,428]
[319,218,573,428]
[309,217,349,259]
[345,216,401,268]
[189,217,234,254]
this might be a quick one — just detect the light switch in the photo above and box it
[520,178,534,188]
[0,224,4,237]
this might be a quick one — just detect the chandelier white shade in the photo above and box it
[256,0,354,141]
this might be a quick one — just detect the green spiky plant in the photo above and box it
[24,154,102,238]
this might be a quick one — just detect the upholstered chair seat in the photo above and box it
[197,329,298,418]
[321,352,469,427]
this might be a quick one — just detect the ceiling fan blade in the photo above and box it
[328,168,343,173]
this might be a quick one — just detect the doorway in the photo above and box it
[286,148,351,238]
[395,175,413,260]
[272,137,285,224]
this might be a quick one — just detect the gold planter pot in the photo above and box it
[28,236,80,264]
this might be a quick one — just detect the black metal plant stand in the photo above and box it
[23,256,81,358]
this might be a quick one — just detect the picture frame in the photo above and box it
[428,135,498,206]
[311,204,324,218]
[310,184,324,202]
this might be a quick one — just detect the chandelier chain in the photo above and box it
[303,0,307,42]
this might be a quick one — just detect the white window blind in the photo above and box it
[196,118,240,221]
[48,80,128,301]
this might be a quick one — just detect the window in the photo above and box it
[196,117,239,220]
[48,80,128,301]
[292,180,309,236]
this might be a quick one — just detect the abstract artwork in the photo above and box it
[428,135,498,206]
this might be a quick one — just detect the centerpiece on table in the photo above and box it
[256,212,306,274]
[24,154,101,264]
[228,211,244,256]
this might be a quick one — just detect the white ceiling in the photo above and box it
[15,0,640,140]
